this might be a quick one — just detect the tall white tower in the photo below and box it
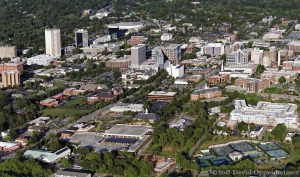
[277,50,281,66]
[45,29,61,57]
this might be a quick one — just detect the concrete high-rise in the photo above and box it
[161,44,181,65]
[45,29,61,57]
[152,47,165,68]
[130,44,146,67]
[75,29,88,48]
[204,43,224,56]
[226,49,249,65]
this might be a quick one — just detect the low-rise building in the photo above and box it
[40,98,59,107]
[228,151,243,161]
[169,118,192,131]
[154,158,176,173]
[63,88,86,96]
[148,91,177,102]
[0,46,17,58]
[106,58,130,69]
[190,87,221,101]
[109,103,144,113]
[134,112,160,123]
[127,36,148,45]
[103,124,153,139]
[234,78,270,93]
[161,33,173,41]
[27,54,57,66]
[208,74,229,85]
[24,147,71,163]
[249,125,264,138]
[230,100,299,129]
[55,169,92,177]
[260,69,297,84]
[0,141,20,152]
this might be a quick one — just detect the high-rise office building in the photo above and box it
[161,44,181,65]
[152,47,165,68]
[226,49,249,65]
[204,43,225,56]
[130,44,146,67]
[45,29,61,57]
[75,29,88,48]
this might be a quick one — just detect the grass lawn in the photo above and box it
[64,97,87,108]
[198,136,246,151]
[42,108,92,118]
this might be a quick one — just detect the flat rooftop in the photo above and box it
[103,124,152,138]
[233,99,298,117]
[69,132,104,148]
[148,91,177,96]
[107,22,145,28]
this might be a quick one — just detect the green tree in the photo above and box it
[124,166,138,177]
[113,69,122,80]
[271,124,287,141]
[278,76,287,84]
[60,158,71,168]
[292,136,300,148]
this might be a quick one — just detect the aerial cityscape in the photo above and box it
[1,0,300,176]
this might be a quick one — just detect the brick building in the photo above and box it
[234,78,270,93]
[127,36,148,45]
[106,59,130,69]
[148,91,177,102]
[190,87,221,101]
[208,74,229,85]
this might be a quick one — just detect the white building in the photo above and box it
[229,151,243,161]
[251,48,264,65]
[285,132,296,142]
[221,64,257,78]
[103,124,153,139]
[174,79,188,85]
[110,103,144,113]
[226,49,249,65]
[204,43,225,56]
[27,54,57,66]
[295,24,300,31]
[249,125,264,138]
[107,22,145,32]
[165,63,184,78]
[24,147,71,163]
[161,33,173,41]
[45,29,61,57]
[230,100,299,129]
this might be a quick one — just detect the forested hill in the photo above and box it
[0,0,108,50]
[0,0,300,51]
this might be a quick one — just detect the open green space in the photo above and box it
[42,108,92,118]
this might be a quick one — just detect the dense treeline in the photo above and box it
[74,148,153,177]
[0,0,108,50]
[0,157,52,177]
[1,0,299,50]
